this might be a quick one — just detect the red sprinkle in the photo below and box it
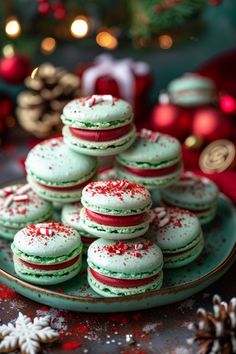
[62,340,81,350]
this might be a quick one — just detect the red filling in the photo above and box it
[164,240,201,258]
[69,124,132,142]
[90,268,160,288]
[81,235,97,245]
[36,178,92,191]
[18,254,80,270]
[119,161,181,177]
[86,209,146,227]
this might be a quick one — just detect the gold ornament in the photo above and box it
[184,135,204,150]
[17,63,81,138]
[199,139,236,174]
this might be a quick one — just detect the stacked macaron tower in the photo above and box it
[2,93,217,296]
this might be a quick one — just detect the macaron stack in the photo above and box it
[4,93,213,293]
[81,179,164,295]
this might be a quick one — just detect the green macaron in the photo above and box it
[61,95,136,156]
[11,222,83,285]
[25,137,97,205]
[116,131,183,189]
[147,207,204,268]
[161,172,219,225]
[80,180,152,240]
[87,238,163,297]
[0,184,52,240]
[168,73,216,107]
[61,202,98,254]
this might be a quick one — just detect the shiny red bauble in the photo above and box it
[0,54,31,84]
[192,107,232,142]
[151,103,191,141]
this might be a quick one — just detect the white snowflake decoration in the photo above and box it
[0,312,59,354]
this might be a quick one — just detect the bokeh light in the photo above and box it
[41,37,57,55]
[96,32,118,49]
[5,17,21,38]
[159,35,173,49]
[70,17,89,38]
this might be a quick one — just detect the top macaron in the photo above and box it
[61,95,136,156]
[167,73,216,107]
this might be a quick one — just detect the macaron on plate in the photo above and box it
[87,238,163,297]
[61,202,98,254]
[80,180,152,240]
[161,172,219,225]
[26,137,97,205]
[0,181,235,312]
[0,184,52,240]
[61,95,136,156]
[116,129,183,189]
[148,207,204,268]
[11,222,82,285]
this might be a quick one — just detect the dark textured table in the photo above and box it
[0,129,235,354]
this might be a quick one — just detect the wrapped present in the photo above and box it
[77,54,152,121]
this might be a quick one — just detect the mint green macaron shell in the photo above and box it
[0,186,52,240]
[147,207,204,269]
[116,163,183,190]
[81,180,152,216]
[25,137,97,186]
[117,134,181,168]
[61,97,133,129]
[161,183,218,210]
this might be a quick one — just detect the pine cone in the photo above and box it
[16,63,81,138]
[187,295,236,354]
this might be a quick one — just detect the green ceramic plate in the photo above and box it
[0,194,235,313]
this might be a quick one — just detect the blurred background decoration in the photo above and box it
[0,0,236,154]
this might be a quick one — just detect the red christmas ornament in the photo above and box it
[220,94,236,114]
[0,54,31,84]
[192,107,232,142]
[151,103,191,141]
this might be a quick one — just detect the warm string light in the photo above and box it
[2,44,15,58]
[5,17,21,38]
[96,31,118,49]
[40,37,57,55]
[70,16,89,38]
[159,34,173,49]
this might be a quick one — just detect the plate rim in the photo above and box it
[0,194,235,304]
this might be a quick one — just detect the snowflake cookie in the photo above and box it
[0,312,59,354]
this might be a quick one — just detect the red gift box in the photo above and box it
[76,54,152,121]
